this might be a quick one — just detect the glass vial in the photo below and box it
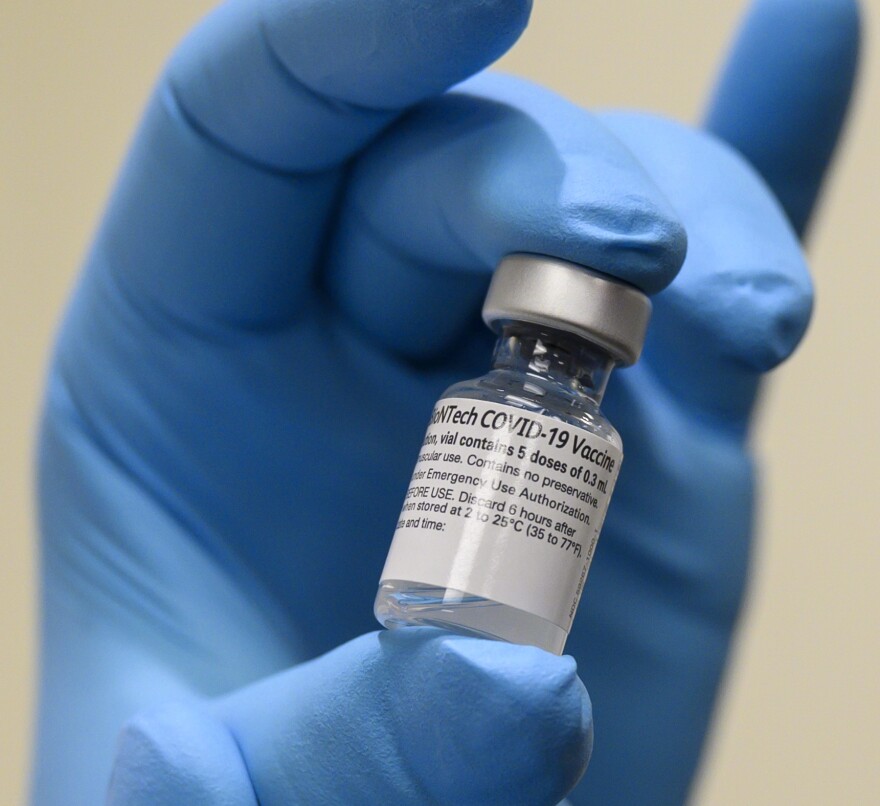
[374,254,651,654]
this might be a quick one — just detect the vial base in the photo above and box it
[375,580,568,655]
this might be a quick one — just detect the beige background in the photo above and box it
[2,1,878,803]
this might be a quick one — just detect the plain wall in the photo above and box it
[2,1,878,803]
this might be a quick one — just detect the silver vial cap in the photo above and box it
[482,253,652,366]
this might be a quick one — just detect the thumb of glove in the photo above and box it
[108,627,591,805]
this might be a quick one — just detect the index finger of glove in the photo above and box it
[704,0,861,237]
[90,0,532,329]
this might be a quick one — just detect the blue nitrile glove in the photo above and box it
[32,0,860,803]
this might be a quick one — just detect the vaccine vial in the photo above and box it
[374,253,651,654]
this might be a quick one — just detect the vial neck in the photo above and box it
[491,324,616,405]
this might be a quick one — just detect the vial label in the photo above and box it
[381,398,622,631]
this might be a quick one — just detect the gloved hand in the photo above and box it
[32,1,860,804]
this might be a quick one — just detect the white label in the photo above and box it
[381,397,622,631]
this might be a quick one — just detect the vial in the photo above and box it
[375,253,651,654]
